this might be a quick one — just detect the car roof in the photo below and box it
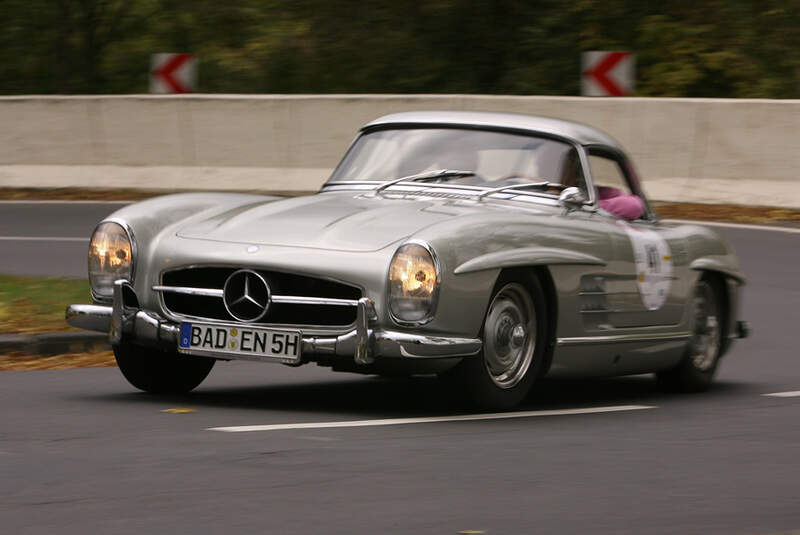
[362,110,624,151]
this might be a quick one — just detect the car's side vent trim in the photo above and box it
[579,275,610,329]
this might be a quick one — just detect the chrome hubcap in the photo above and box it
[483,283,536,389]
[690,281,721,371]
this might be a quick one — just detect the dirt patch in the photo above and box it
[3,188,800,224]
[652,201,800,225]
[0,187,306,201]
[0,187,163,201]
[0,350,116,371]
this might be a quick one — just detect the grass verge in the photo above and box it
[0,275,90,334]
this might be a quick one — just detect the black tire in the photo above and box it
[446,270,549,410]
[656,276,725,392]
[113,343,215,394]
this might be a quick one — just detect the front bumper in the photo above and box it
[66,281,481,365]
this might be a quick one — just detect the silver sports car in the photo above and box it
[67,111,748,409]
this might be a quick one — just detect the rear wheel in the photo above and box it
[656,276,724,392]
[447,271,548,410]
[114,343,215,394]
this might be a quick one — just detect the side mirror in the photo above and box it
[558,187,586,210]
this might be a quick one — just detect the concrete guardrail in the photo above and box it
[1,94,798,207]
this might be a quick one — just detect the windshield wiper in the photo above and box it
[476,181,564,201]
[373,169,476,195]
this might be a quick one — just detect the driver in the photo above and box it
[597,186,645,220]
[560,149,644,220]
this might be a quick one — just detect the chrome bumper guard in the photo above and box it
[65,280,481,364]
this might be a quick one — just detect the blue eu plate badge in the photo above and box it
[179,323,192,348]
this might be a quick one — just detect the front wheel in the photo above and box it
[447,272,549,410]
[656,277,724,392]
[114,343,215,394]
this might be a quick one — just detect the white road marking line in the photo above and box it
[0,236,89,242]
[208,404,656,433]
[666,219,800,234]
[762,391,800,398]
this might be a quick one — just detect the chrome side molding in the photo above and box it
[557,331,691,346]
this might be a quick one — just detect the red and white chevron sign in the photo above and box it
[150,53,196,94]
[581,51,634,96]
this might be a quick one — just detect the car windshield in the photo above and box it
[328,127,581,189]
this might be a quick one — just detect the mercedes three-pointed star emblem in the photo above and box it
[223,269,271,322]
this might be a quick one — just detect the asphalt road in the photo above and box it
[0,201,127,278]
[1,203,799,534]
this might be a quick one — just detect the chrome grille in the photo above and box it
[157,267,361,327]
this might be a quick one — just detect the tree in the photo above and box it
[0,0,797,97]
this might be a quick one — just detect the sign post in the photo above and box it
[581,51,634,96]
[150,53,197,94]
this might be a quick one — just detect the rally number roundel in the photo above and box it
[619,223,673,310]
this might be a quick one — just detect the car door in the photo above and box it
[586,148,690,328]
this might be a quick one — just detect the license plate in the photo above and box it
[178,322,301,364]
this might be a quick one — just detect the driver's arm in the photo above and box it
[597,186,645,220]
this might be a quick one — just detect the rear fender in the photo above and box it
[689,257,746,284]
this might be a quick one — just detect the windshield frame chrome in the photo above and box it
[323,124,598,209]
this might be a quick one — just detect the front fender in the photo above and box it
[96,192,283,302]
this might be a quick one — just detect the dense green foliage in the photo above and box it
[2,0,799,97]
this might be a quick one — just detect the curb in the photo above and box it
[0,331,109,356]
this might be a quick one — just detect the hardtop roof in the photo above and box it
[362,110,624,151]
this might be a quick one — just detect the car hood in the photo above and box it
[176,192,477,252]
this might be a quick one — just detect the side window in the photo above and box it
[588,155,631,193]
[588,153,647,221]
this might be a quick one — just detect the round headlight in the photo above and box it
[89,221,133,300]
[388,241,439,324]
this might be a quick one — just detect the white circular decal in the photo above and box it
[620,223,673,310]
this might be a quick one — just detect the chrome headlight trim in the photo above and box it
[89,218,137,303]
[387,239,441,327]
